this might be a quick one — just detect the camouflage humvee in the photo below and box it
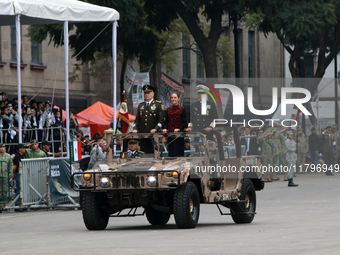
[72,126,264,230]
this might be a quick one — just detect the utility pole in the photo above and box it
[231,10,240,87]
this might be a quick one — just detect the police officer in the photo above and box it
[0,143,14,212]
[320,126,336,176]
[133,85,165,153]
[120,140,144,159]
[257,129,274,182]
[285,130,298,187]
[186,85,217,141]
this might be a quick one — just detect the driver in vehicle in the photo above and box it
[120,139,144,159]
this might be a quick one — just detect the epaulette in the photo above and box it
[138,151,145,153]
[156,100,162,103]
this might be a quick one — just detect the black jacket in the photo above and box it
[308,133,319,151]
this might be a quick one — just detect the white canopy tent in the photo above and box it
[0,0,119,156]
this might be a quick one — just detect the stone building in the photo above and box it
[0,24,285,116]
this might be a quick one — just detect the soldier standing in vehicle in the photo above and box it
[296,127,308,173]
[133,85,165,153]
[0,143,13,212]
[257,129,274,182]
[320,126,336,176]
[285,130,298,187]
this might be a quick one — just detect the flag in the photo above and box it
[118,91,130,134]
[70,141,82,161]
[254,158,259,164]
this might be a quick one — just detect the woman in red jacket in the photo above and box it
[163,92,187,157]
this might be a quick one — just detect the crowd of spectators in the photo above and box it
[0,92,83,155]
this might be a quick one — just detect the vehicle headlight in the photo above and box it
[147,176,157,187]
[83,173,92,181]
[99,177,110,188]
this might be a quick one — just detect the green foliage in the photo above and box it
[217,35,234,76]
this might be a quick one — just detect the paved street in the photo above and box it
[1,172,339,255]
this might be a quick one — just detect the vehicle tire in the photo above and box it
[173,182,200,229]
[231,179,256,224]
[82,192,109,230]
[145,207,170,225]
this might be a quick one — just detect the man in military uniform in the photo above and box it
[0,143,14,212]
[296,127,308,173]
[120,140,144,159]
[278,128,288,181]
[271,128,280,181]
[331,125,339,167]
[24,139,47,159]
[133,85,165,153]
[320,126,336,176]
[187,85,218,144]
[285,130,298,187]
[257,129,274,182]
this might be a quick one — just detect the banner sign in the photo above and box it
[132,72,150,108]
[123,63,136,96]
[159,73,184,109]
[219,89,230,114]
[49,158,79,202]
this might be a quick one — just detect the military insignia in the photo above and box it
[140,106,144,110]
[151,105,156,110]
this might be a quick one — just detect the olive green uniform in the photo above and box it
[331,130,339,166]
[278,132,288,180]
[0,153,13,207]
[24,148,47,159]
[271,132,281,180]
[134,100,165,153]
[297,133,308,172]
[257,133,274,181]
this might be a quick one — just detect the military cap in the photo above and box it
[287,130,294,135]
[311,127,316,131]
[31,139,39,143]
[271,128,277,132]
[196,84,209,93]
[332,125,337,129]
[142,85,155,92]
[128,139,138,144]
[227,131,234,137]
[184,139,191,144]
[298,127,303,132]
[17,144,27,149]
[326,126,332,129]
[42,141,51,146]
[264,130,272,136]
[0,143,5,147]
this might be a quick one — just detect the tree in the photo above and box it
[246,0,340,124]
[28,0,159,101]
[143,0,238,78]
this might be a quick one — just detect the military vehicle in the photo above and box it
[72,126,264,230]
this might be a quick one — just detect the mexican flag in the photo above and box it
[70,141,82,161]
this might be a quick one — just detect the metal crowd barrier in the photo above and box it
[19,158,50,208]
[5,157,79,210]
[0,127,66,157]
